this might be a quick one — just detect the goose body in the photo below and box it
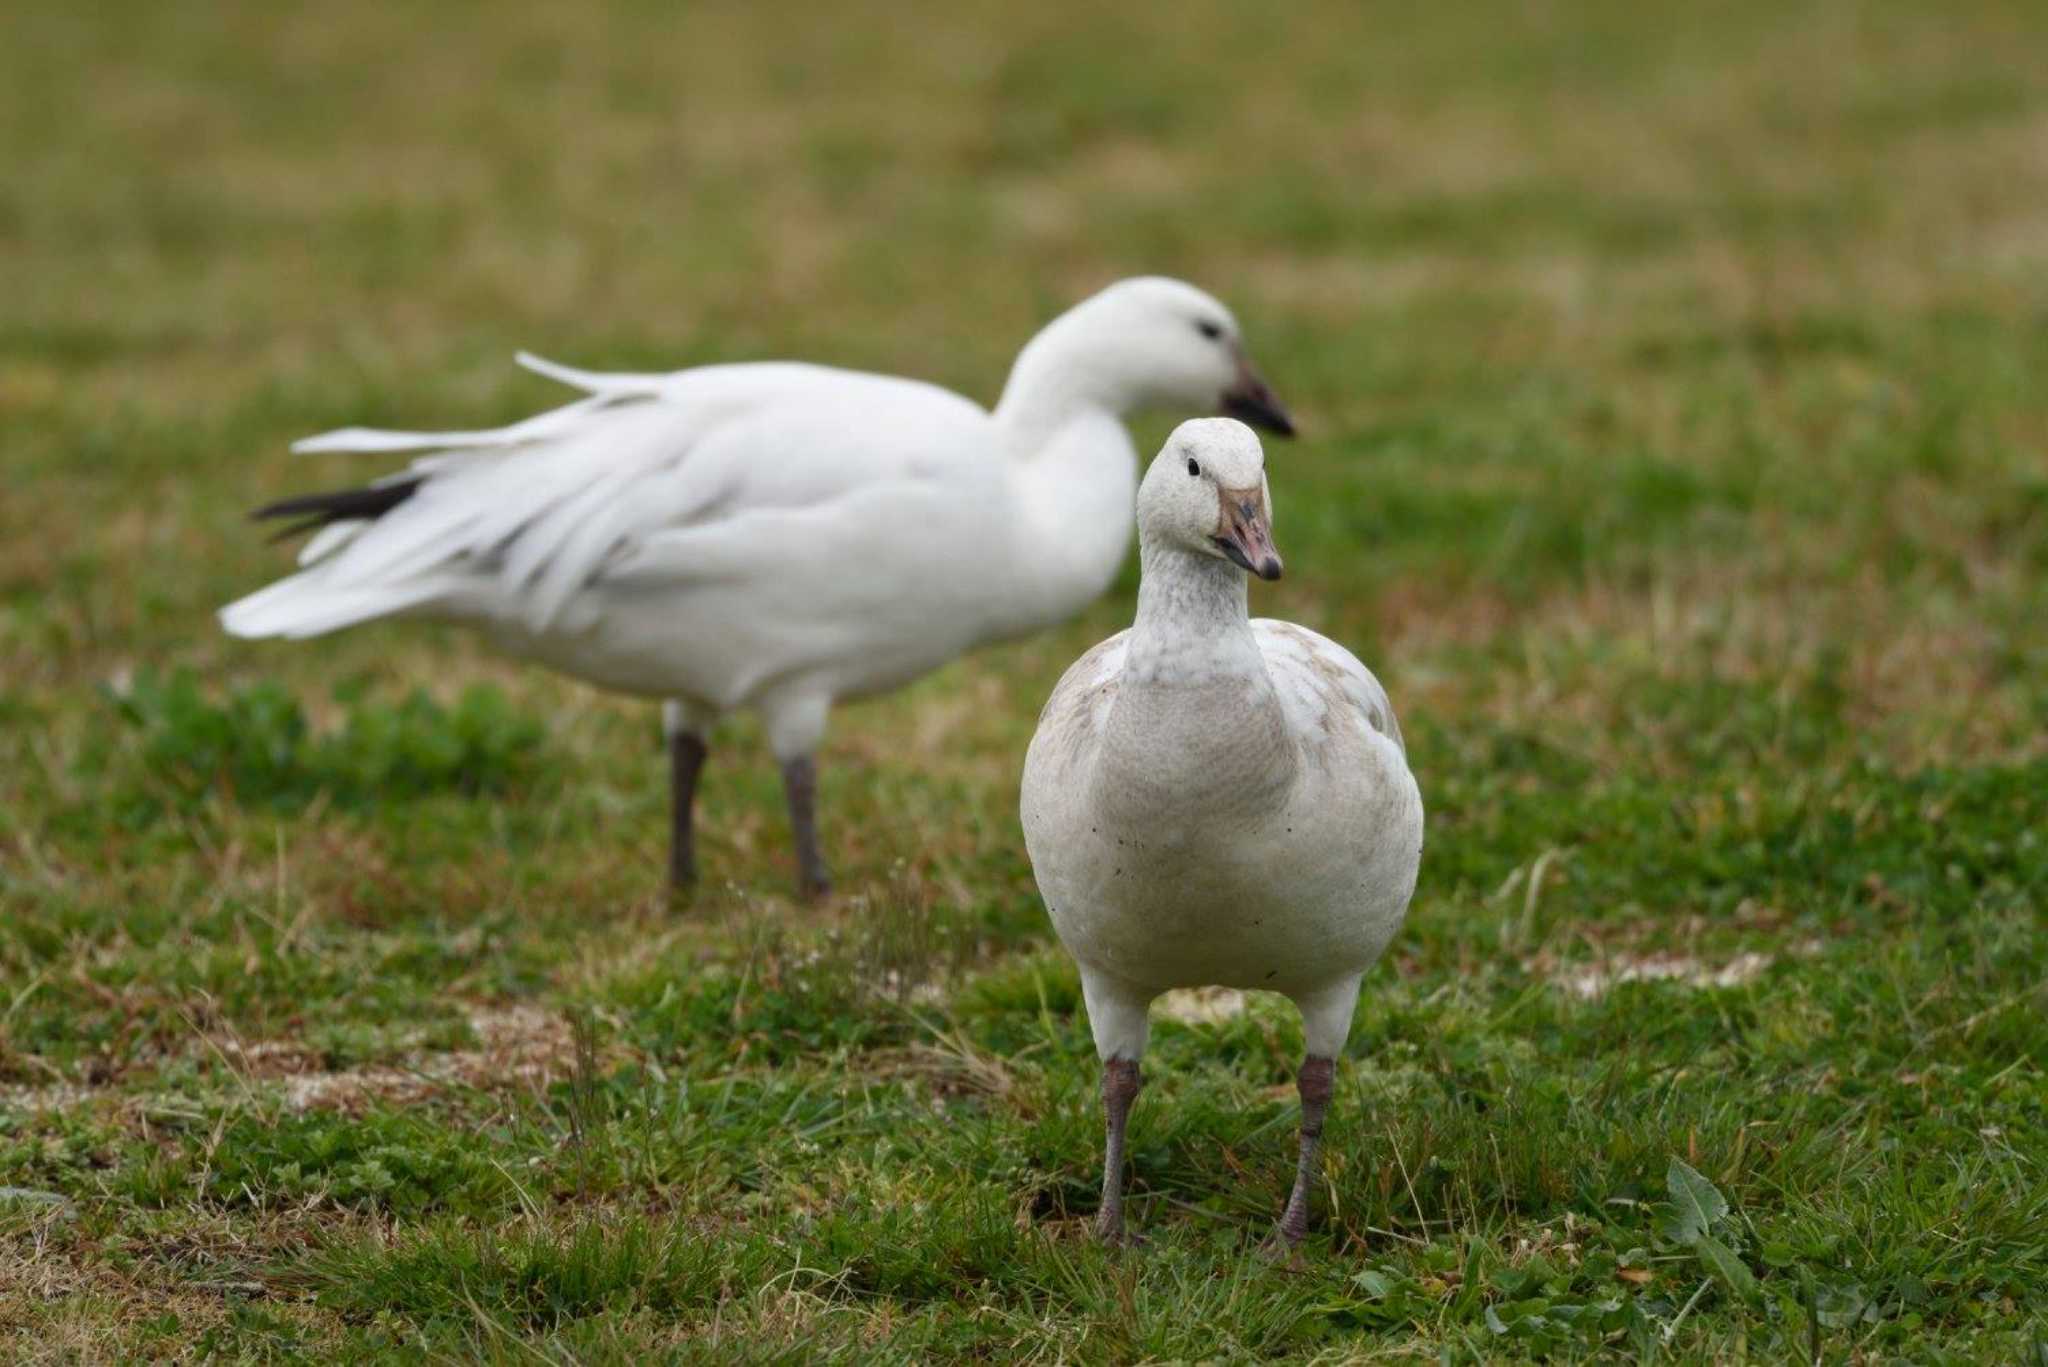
[372,365,1110,716]
[1019,419,1422,1248]
[1024,620,1417,1007]
[220,278,1295,896]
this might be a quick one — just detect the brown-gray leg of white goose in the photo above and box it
[1095,1058,1145,1245]
[1271,1055,1335,1250]
[779,754,831,900]
[667,730,710,892]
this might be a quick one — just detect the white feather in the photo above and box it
[290,393,613,455]
[296,520,367,567]
[516,350,667,397]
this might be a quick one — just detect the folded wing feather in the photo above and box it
[222,356,995,640]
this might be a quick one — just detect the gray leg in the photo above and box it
[1273,1055,1335,1248]
[1096,1058,1144,1245]
[667,731,709,891]
[779,755,830,899]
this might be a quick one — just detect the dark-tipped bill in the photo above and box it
[1221,364,1295,438]
[1213,485,1283,581]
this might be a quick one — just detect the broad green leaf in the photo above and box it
[1815,1283,1868,1329]
[1490,1265,1535,1296]
[1664,1157,1730,1244]
[1694,1233,1760,1303]
[1353,1269,1394,1298]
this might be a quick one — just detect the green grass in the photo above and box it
[4,0,2046,1359]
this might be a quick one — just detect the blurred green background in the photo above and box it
[2,1,2043,1358]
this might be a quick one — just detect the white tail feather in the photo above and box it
[297,520,368,567]
[291,427,468,455]
[229,351,705,645]
[289,353,668,456]
[291,392,612,456]
[516,351,668,397]
[219,574,454,640]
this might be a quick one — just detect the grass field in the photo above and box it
[4,0,2046,1359]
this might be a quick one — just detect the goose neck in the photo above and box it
[996,412,1139,637]
[1124,539,1259,682]
[993,323,1128,450]
[1095,541,1299,820]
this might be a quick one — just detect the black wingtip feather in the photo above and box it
[251,477,424,536]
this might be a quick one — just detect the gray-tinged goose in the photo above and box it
[1020,418,1422,1249]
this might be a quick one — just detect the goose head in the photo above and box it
[1139,418,1283,581]
[1002,277,1296,436]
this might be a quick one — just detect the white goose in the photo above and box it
[220,278,1293,898]
[1020,418,1422,1249]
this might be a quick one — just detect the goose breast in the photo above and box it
[1021,621,1420,995]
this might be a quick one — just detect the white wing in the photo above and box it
[1025,621,1401,790]
[1252,619,1405,754]
[1022,631,1131,783]
[220,357,993,639]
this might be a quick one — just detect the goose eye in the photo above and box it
[1186,458,1201,477]
[1195,320,1223,341]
